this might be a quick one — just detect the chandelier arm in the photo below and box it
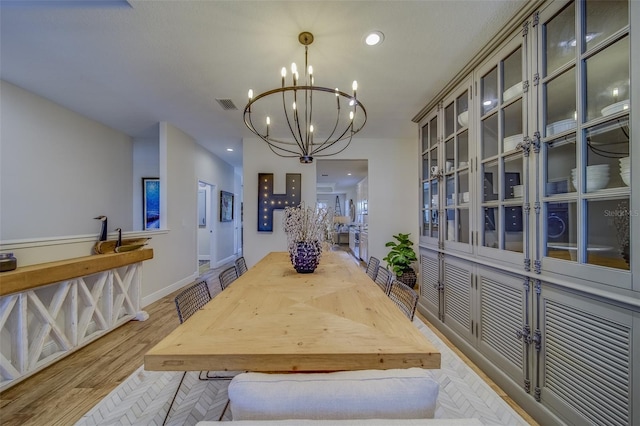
[281,89,306,153]
[314,135,354,157]
[292,91,307,155]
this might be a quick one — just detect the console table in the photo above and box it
[0,249,153,391]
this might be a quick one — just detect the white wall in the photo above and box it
[133,133,160,231]
[0,81,238,307]
[0,80,133,241]
[242,136,418,268]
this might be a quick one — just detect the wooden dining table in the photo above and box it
[144,250,440,373]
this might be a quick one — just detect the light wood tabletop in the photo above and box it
[144,250,440,372]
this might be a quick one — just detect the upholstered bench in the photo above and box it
[226,368,440,421]
[195,419,484,425]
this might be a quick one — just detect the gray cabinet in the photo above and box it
[417,0,638,424]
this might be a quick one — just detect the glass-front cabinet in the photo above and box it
[538,0,631,284]
[416,1,636,425]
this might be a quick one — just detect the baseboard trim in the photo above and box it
[141,273,198,307]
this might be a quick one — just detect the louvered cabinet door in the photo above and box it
[442,257,473,341]
[419,250,440,318]
[538,285,634,426]
[476,267,528,389]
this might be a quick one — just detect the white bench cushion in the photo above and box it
[197,420,483,425]
[228,368,439,421]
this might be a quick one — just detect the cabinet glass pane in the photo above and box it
[458,170,469,204]
[585,36,629,122]
[544,1,576,75]
[483,162,499,202]
[457,209,470,244]
[445,102,455,137]
[482,113,499,159]
[585,118,630,190]
[445,138,455,173]
[503,99,523,151]
[545,201,578,261]
[585,0,628,51]
[456,91,469,130]
[422,210,431,237]
[429,116,438,148]
[481,67,498,115]
[545,69,576,137]
[431,207,439,238]
[502,47,522,102]
[545,137,575,195]
[421,123,429,152]
[431,147,439,177]
[503,206,523,253]
[483,207,498,248]
[422,153,430,180]
[587,198,630,270]
[446,208,455,241]
[429,180,439,210]
[446,175,455,208]
[504,155,523,200]
[458,130,469,168]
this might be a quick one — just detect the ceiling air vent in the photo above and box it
[216,98,238,111]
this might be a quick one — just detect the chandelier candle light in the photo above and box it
[244,31,367,163]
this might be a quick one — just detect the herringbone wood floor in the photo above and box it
[0,251,537,425]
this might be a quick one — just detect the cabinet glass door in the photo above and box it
[443,83,472,251]
[539,0,630,277]
[478,33,526,256]
[421,113,440,242]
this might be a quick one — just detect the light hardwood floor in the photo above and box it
[0,251,537,425]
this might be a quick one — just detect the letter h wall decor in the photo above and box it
[258,173,301,232]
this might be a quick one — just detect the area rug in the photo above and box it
[76,318,529,425]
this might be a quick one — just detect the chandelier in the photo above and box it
[244,31,367,164]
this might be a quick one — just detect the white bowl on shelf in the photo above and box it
[601,99,630,117]
[457,111,469,127]
[503,134,522,151]
[503,82,522,102]
[620,169,630,186]
[571,165,610,192]
[546,118,576,136]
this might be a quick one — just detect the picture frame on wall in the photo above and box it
[220,190,234,222]
[143,177,160,230]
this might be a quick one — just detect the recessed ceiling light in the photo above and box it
[226,148,234,152]
[347,173,352,176]
[365,31,384,46]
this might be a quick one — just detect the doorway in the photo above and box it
[197,181,216,273]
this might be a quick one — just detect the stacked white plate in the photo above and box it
[601,100,629,117]
[503,134,522,151]
[503,82,522,102]
[547,118,576,136]
[512,185,524,197]
[571,164,610,192]
[620,157,630,186]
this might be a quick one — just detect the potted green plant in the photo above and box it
[383,232,418,288]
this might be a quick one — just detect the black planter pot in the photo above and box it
[397,269,417,289]
[292,241,321,273]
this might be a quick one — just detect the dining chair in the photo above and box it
[235,256,248,276]
[388,279,419,321]
[219,266,239,290]
[365,256,380,281]
[167,280,233,424]
[374,266,392,295]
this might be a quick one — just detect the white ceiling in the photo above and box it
[0,0,526,170]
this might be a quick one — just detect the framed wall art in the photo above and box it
[143,177,160,230]
[220,190,234,222]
